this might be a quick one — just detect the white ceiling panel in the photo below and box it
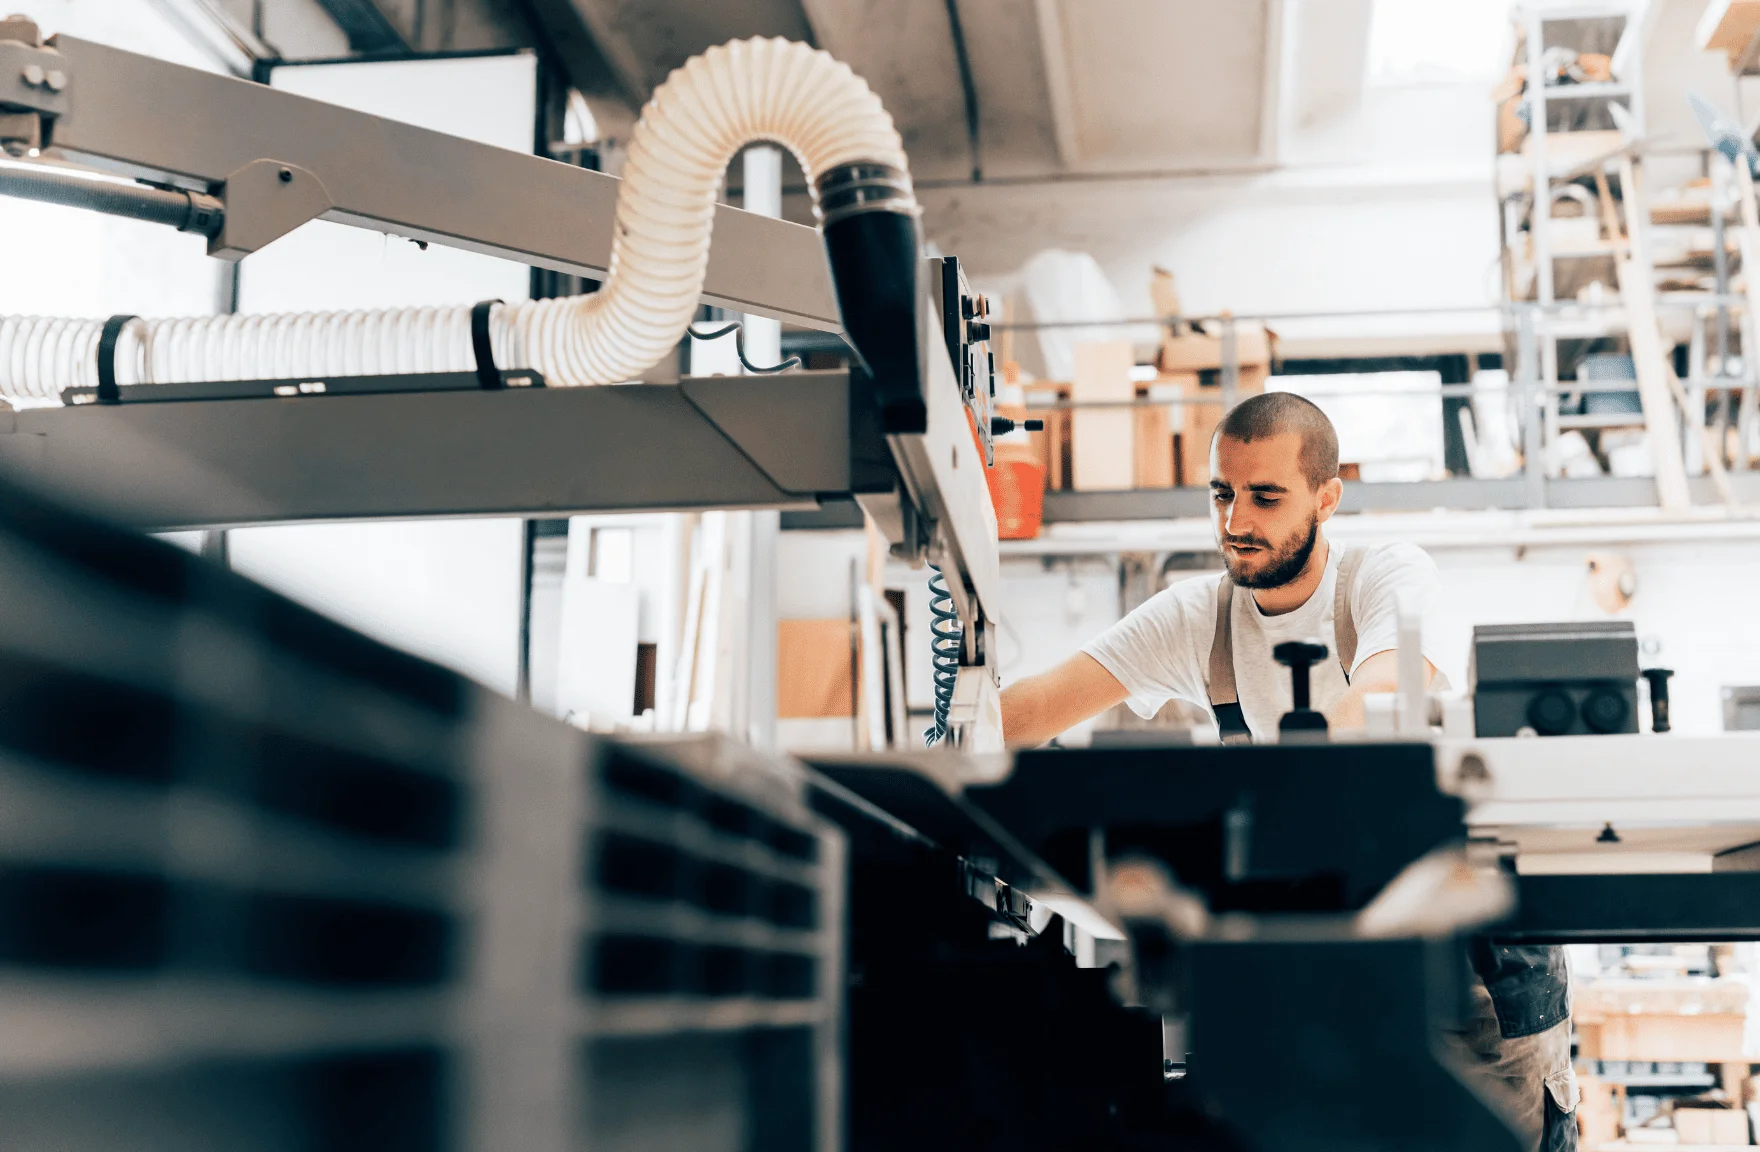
[1039,0,1276,170]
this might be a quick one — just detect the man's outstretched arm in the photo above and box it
[1000,653,1131,749]
[1330,648,1436,730]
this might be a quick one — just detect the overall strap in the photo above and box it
[1207,577,1252,744]
[1333,544,1368,682]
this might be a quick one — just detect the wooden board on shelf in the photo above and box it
[1133,390,1175,489]
[1575,979,1749,1017]
[1025,382,1070,491]
[1172,367,1268,486]
[1674,1108,1751,1147]
[1575,1013,1746,1062]
[777,617,854,719]
[1698,0,1760,67]
[1519,129,1626,181]
[1070,341,1135,491]
[1158,323,1273,373]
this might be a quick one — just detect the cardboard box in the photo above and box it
[1674,1105,1750,1146]
[1158,324,1273,374]
[1070,341,1135,491]
[1169,367,1270,486]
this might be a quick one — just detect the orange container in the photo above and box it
[988,442,1046,539]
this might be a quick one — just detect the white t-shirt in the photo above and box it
[1082,540,1448,742]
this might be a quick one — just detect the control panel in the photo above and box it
[934,255,998,464]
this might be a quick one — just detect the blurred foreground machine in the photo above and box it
[0,474,844,1151]
[810,726,1760,1152]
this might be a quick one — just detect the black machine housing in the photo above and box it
[1470,621,1640,737]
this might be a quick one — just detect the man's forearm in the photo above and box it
[1000,653,1132,749]
[1332,651,1436,730]
[1000,677,1057,749]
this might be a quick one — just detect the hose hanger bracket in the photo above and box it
[95,314,139,404]
[208,160,332,263]
[471,300,503,389]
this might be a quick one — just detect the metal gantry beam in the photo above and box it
[0,374,855,530]
[39,35,843,332]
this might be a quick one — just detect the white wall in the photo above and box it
[936,76,1503,357]
[226,54,538,698]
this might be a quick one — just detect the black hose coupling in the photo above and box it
[815,161,927,433]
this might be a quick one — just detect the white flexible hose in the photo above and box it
[0,37,912,400]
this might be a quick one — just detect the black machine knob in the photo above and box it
[1641,668,1674,733]
[990,416,1045,436]
[1581,686,1630,735]
[1273,640,1330,735]
[1526,688,1575,736]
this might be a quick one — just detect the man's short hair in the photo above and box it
[1215,392,1339,489]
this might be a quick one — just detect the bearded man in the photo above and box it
[999,391,1578,1152]
[1001,390,1443,744]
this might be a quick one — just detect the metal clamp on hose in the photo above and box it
[95,314,139,404]
[470,300,502,390]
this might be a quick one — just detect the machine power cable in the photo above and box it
[689,322,802,374]
[925,564,961,746]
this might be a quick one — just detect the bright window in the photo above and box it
[1369,0,1515,82]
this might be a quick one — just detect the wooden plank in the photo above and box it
[1132,391,1175,488]
[777,618,855,718]
[1618,156,1693,513]
[1587,1014,1746,1062]
[1734,161,1760,467]
[1070,341,1135,491]
[1699,0,1760,63]
[1023,383,1067,490]
[1676,1106,1751,1147]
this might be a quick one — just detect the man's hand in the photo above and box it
[1000,653,1130,749]
[1331,648,1435,730]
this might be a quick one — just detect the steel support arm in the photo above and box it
[38,35,842,332]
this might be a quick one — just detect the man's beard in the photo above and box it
[1222,514,1320,589]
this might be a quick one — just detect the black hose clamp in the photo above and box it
[471,299,502,390]
[96,314,139,405]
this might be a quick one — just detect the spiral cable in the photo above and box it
[925,564,961,747]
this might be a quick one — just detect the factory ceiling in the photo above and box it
[517,0,1372,185]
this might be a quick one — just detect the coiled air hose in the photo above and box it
[925,564,961,746]
[0,37,923,402]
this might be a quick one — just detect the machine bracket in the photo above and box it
[0,38,70,152]
[209,159,333,260]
